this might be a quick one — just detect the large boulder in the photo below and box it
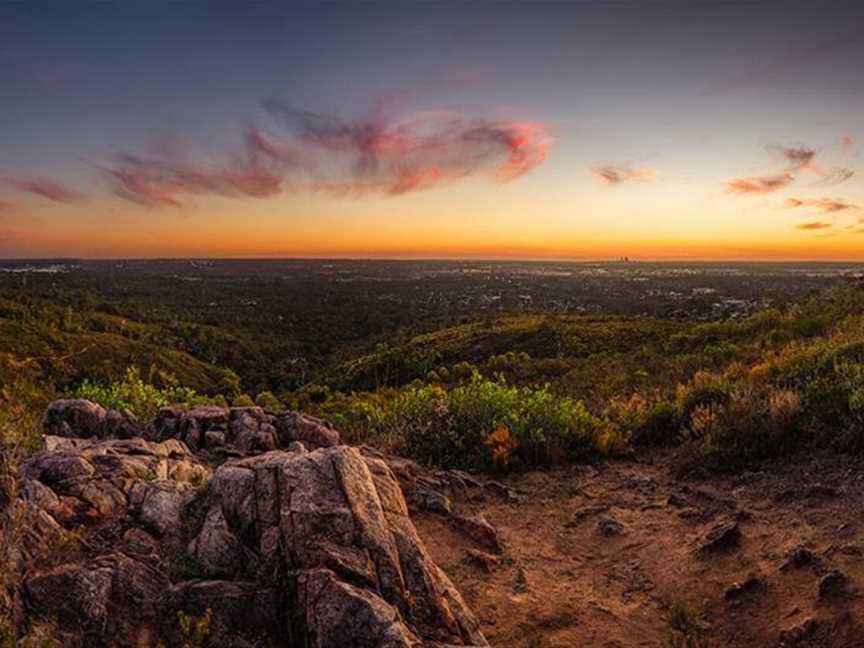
[42,399,140,440]
[25,553,168,647]
[188,446,486,647]
[42,399,106,438]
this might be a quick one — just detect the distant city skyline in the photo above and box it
[2,1,863,260]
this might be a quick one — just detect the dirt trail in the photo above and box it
[413,451,864,647]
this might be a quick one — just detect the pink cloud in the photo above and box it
[725,173,794,194]
[5,177,85,203]
[105,102,554,206]
[726,141,854,196]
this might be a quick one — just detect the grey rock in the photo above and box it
[25,553,168,645]
[13,403,486,648]
[188,446,487,646]
[129,480,197,537]
[42,399,108,438]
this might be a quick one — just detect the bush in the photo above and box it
[75,367,209,421]
[662,600,719,648]
[677,372,732,435]
[254,390,282,411]
[385,372,602,470]
[231,394,255,407]
[631,400,680,446]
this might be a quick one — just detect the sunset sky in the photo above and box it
[1,1,863,260]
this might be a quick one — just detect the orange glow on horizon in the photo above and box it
[5,221,863,261]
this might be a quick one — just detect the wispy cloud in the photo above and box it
[841,135,855,152]
[767,144,817,172]
[5,177,85,203]
[810,167,855,186]
[104,102,554,207]
[725,141,854,195]
[784,197,858,213]
[590,165,657,185]
[102,151,283,208]
[796,221,833,231]
[724,172,794,195]
[262,100,552,189]
[0,199,13,211]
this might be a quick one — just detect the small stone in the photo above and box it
[697,519,741,555]
[724,574,765,601]
[781,545,818,570]
[423,489,453,515]
[597,516,625,537]
[817,569,850,602]
[666,492,688,508]
[837,543,864,557]
[564,504,609,528]
[465,549,501,573]
[779,618,818,644]
[454,513,502,553]
[483,480,517,502]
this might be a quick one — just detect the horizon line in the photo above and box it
[2,255,864,265]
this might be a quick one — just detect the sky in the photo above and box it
[1,0,864,261]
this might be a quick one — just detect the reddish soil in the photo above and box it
[414,451,864,647]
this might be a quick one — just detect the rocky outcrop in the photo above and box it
[5,400,487,647]
[155,404,341,453]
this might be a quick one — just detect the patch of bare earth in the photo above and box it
[413,450,864,647]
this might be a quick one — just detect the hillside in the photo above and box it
[0,298,239,400]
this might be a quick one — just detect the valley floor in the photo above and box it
[415,451,864,647]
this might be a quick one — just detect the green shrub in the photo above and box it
[254,390,282,411]
[177,608,212,648]
[75,367,208,421]
[231,394,255,407]
[386,372,602,469]
[789,314,830,338]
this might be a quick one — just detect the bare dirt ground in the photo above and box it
[414,450,864,647]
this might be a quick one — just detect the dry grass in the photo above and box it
[661,600,722,648]
[0,387,41,644]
